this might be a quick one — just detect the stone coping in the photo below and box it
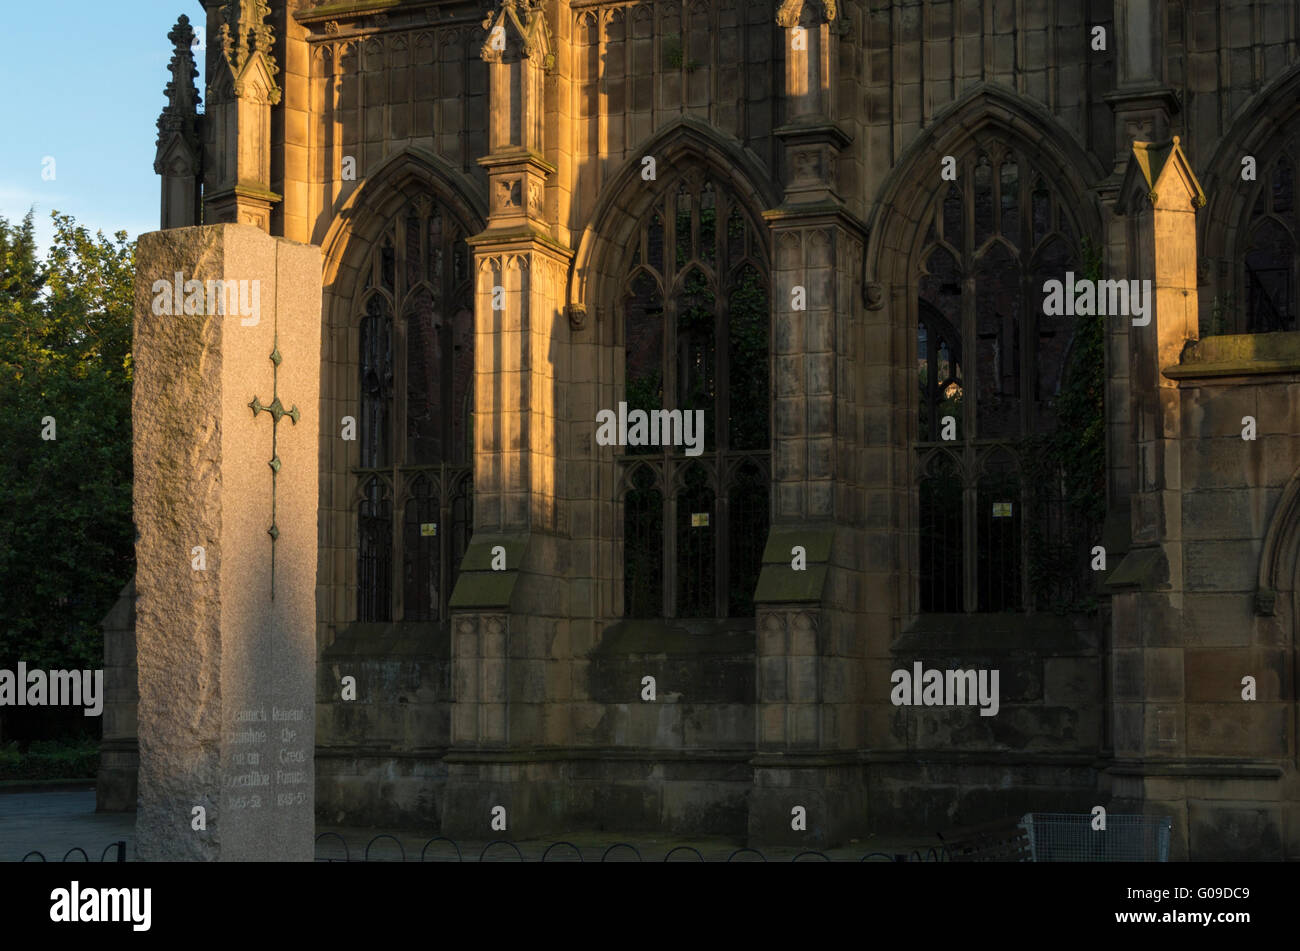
[296,0,404,23]
[895,612,1097,653]
[1165,331,1300,379]
[595,617,756,655]
[754,526,834,603]
[1106,546,1169,590]
[323,620,450,658]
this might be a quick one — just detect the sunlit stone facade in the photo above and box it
[103,0,1300,857]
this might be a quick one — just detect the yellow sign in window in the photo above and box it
[691,513,709,527]
[421,523,438,537]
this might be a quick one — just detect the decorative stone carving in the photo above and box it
[155,15,203,229]
[1125,117,1155,141]
[204,0,283,230]
[478,0,555,231]
[480,0,555,72]
[794,150,821,181]
[155,16,202,169]
[864,281,885,310]
[496,179,522,209]
[218,0,281,104]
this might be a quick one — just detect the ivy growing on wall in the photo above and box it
[661,35,702,73]
[1024,237,1106,613]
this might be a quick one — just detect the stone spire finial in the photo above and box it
[1116,137,1208,215]
[477,0,555,231]
[218,0,281,103]
[480,0,554,70]
[156,14,201,151]
[155,15,203,228]
[155,15,202,173]
[204,0,282,230]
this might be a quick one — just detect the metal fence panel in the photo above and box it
[1021,813,1171,862]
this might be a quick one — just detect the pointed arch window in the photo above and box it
[356,196,474,622]
[915,147,1094,613]
[1243,149,1297,333]
[620,174,770,618]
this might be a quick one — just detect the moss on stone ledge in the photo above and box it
[1165,332,1300,378]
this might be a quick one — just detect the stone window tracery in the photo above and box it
[1242,149,1297,333]
[620,172,770,619]
[915,146,1093,613]
[356,196,474,622]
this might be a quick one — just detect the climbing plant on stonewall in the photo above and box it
[1024,237,1106,613]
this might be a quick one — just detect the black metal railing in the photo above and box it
[13,836,954,863]
[313,833,952,863]
[20,841,128,862]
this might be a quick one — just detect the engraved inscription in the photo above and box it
[224,707,309,811]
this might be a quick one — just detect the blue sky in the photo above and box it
[0,2,205,254]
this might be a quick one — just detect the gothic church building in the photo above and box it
[103,0,1300,859]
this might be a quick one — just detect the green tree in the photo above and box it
[0,211,135,671]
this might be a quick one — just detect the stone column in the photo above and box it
[1102,0,1180,182]
[133,224,320,860]
[1098,0,1177,702]
[1106,139,1205,856]
[750,0,868,847]
[442,0,572,838]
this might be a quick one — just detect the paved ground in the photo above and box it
[0,787,939,862]
[0,786,134,862]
